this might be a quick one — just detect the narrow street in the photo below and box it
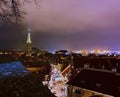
[48,64,67,97]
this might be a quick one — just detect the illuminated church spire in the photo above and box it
[26,26,32,43]
[26,26,32,53]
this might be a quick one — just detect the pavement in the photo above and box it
[48,64,68,97]
[50,82,67,97]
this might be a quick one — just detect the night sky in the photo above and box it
[1,0,120,51]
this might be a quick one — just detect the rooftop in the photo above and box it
[67,68,120,97]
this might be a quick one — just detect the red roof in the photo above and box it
[62,65,71,77]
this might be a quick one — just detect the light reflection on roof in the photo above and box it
[0,61,30,78]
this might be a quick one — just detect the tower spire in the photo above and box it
[26,26,32,43]
[26,26,32,53]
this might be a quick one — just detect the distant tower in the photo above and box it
[26,26,32,53]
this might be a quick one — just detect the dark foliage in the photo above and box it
[0,75,56,97]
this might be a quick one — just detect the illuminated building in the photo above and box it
[26,26,32,54]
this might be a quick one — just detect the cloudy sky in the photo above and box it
[1,0,120,51]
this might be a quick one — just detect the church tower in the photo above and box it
[26,26,32,53]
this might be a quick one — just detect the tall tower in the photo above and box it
[26,26,32,53]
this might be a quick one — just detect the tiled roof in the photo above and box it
[67,68,120,97]
[0,61,30,78]
[0,61,56,97]
[62,65,71,77]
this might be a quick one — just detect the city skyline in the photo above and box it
[1,0,120,51]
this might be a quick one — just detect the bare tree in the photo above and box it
[0,0,39,23]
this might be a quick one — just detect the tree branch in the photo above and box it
[0,0,39,23]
